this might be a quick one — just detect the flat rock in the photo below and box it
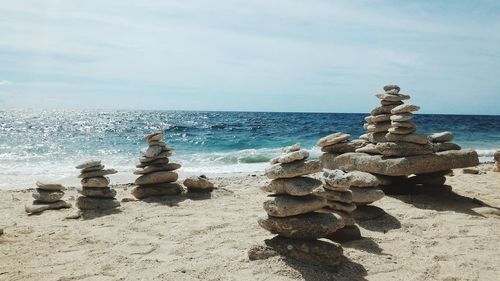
[388,126,416,135]
[390,113,413,122]
[371,104,400,116]
[327,201,357,213]
[81,165,105,173]
[264,195,327,217]
[355,143,381,155]
[81,176,109,188]
[145,132,164,142]
[330,150,479,176]
[429,131,453,143]
[383,84,400,92]
[326,225,362,242]
[282,143,301,153]
[135,171,178,185]
[136,158,170,168]
[375,142,433,157]
[321,142,357,153]
[316,133,351,147]
[35,181,66,191]
[139,152,172,163]
[352,205,386,221]
[432,142,461,152]
[141,145,163,158]
[248,236,343,270]
[77,187,117,198]
[350,187,384,205]
[134,163,181,174]
[132,183,183,199]
[264,177,322,196]
[367,122,391,133]
[32,189,64,203]
[391,104,420,114]
[258,212,344,239]
[391,121,416,129]
[270,150,309,165]
[79,169,117,179]
[75,160,101,170]
[314,188,353,203]
[183,175,214,191]
[380,100,403,106]
[25,200,71,214]
[76,197,120,210]
[385,133,429,145]
[375,92,410,102]
[367,114,391,123]
[265,160,321,180]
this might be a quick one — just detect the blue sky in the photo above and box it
[0,0,499,114]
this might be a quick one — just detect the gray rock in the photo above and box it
[367,132,388,143]
[79,169,117,179]
[314,188,352,203]
[35,181,66,191]
[350,187,384,205]
[145,132,164,142]
[183,175,214,191]
[248,236,343,270]
[318,209,356,226]
[282,143,301,153]
[81,176,109,188]
[25,200,71,214]
[385,133,429,145]
[330,150,479,176]
[391,121,417,129]
[388,126,416,135]
[391,104,420,114]
[321,142,357,153]
[429,131,454,143]
[141,145,162,158]
[263,195,327,217]
[327,200,357,213]
[81,165,105,173]
[270,150,309,165]
[383,84,401,92]
[77,187,117,198]
[355,143,380,155]
[367,122,391,133]
[375,142,433,157]
[326,225,362,242]
[265,160,321,180]
[136,158,170,168]
[371,104,401,116]
[264,177,322,196]
[258,212,344,239]
[75,160,102,170]
[316,133,351,147]
[76,197,120,210]
[385,89,400,95]
[135,171,178,185]
[375,92,410,102]
[380,100,404,106]
[133,163,182,175]
[390,113,413,122]
[32,189,64,203]
[132,183,183,199]
[322,169,350,190]
[432,142,461,152]
[139,151,172,163]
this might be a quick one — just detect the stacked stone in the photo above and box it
[132,132,183,199]
[494,150,500,172]
[76,160,120,210]
[183,175,214,193]
[250,144,344,269]
[25,182,71,214]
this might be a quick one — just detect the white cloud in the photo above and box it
[0,80,12,86]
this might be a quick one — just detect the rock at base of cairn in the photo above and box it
[26,182,70,214]
[183,175,214,192]
[76,197,120,210]
[131,183,183,199]
[25,200,71,214]
[248,236,343,271]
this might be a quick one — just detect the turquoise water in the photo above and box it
[0,110,499,188]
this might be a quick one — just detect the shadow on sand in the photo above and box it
[282,256,368,281]
[81,208,122,220]
[341,237,388,256]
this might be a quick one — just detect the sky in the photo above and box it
[0,0,499,114]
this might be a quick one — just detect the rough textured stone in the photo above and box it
[371,114,392,123]
[367,122,391,133]
[35,181,66,191]
[264,177,322,196]
[321,142,357,153]
[359,133,370,141]
[81,176,109,188]
[145,132,164,142]
[79,169,117,179]
[355,143,380,155]
[183,175,214,191]
[282,143,301,153]
[270,150,309,164]
[330,150,479,176]
[391,104,420,114]
[432,142,461,152]
[388,126,416,135]
[350,187,384,205]
[429,131,453,143]
[314,188,352,203]
[327,201,357,213]
[248,237,343,270]
[133,163,182,175]
[352,205,386,221]
[265,160,321,180]
[76,197,120,210]
[81,165,105,173]
[371,104,400,116]
[326,225,362,242]
[136,158,170,168]
[383,84,401,92]
[380,100,403,106]
[375,92,410,102]
[322,169,350,189]
[316,133,351,147]
[25,200,71,214]
[385,133,429,145]
[77,187,117,198]
[135,171,178,185]
[327,210,356,226]
[375,142,433,157]
[263,195,327,217]
[390,113,413,122]
[391,121,416,129]
[258,212,344,239]
[139,151,172,163]
[141,145,162,158]
[75,160,101,169]
[367,132,388,143]
[132,183,183,199]
[32,189,64,203]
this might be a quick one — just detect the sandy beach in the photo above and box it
[1,164,499,281]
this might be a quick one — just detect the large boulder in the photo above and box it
[263,195,327,217]
[328,150,479,176]
[265,160,321,180]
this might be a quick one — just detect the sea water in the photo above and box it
[1,110,499,189]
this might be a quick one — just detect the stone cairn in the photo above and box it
[321,84,479,196]
[76,160,120,211]
[495,151,500,172]
[25,181,71,214]
[132,132,183,199]
[248,144,345,270]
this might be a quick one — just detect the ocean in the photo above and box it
[1,110,499,189]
